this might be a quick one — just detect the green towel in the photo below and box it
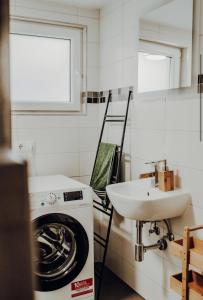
[90,143,117,208]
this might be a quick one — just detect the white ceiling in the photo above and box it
[49,0,109,9]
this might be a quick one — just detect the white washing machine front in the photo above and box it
[29,175,94,300]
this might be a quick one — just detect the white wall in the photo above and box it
[100,0,139,90]
[12,106,99,183]
[99,1,203,300]
[10,0,100,183]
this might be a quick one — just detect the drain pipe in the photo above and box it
[135,220,172,262]
[135,221,144,261]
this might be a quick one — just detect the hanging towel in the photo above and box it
[90,142,118,209]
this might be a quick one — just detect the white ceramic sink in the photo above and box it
[106,178,190,221]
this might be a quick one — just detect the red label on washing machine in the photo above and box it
[71,278,93,298]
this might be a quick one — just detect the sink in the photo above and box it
[106,178,190,221]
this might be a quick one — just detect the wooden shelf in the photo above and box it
[170,238,203,273]
[170,225,203,300]
[171,271,203,300]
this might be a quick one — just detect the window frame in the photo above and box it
[10,18,86,113]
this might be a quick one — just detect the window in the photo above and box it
[10,19,83,111]
[138,41,181,93]
[138,52,171,93]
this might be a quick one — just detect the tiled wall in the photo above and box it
[12,105,99,183]
[99,1,203,300]
[100,0,138,91]
[10,0,100,183]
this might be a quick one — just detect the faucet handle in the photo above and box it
[145,159,167,169]
[145,161,155,165]
[145,160,160,166]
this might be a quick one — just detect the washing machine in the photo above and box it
[29,175,94,300]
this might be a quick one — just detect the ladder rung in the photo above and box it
[94,232,106,242]
[94,238,106,247]
[93,200,104,207]
[93,205,111,216]
[105,119,125,123]
[106,115,125,118]
[93,200,112,212]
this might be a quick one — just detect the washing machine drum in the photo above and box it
[33,213,89,292]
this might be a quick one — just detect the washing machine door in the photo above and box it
[33,213,89,291]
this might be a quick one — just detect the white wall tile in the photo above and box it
[165,131,203,169]
[79,127,98,152]
[14,127,79,154]
[131,128,165,161]
[35,153,79,177]
[123,26,138,59]
[87,67,99,90]
[132,97,166,130]
[79,151,96,176]
[87,42,99,67]
[100,36,123,66]
[123,57,138,87]
[178,166,203,208]
[123,0,139,30]
[165,96,199,132]
[100,0,139,90]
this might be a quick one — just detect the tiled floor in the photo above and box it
[96,268,144,300]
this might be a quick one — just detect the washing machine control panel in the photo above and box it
[30,187,92,210]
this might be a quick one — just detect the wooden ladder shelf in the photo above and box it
[170,225,203,300]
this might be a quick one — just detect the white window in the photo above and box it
[138,52,171,93]
[10,19,83,112]
[138,40,181,93]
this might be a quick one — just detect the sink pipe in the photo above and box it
[135,219,174,262]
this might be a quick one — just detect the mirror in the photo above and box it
[138,0,193,93]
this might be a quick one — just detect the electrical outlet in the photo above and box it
[13,141,35,153]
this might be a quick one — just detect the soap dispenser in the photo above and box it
[158,160,174,192]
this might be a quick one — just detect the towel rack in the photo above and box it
[91,88,132,300]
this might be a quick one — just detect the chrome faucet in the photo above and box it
[145,160,167,187]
